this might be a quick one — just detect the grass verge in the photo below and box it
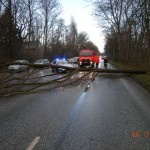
[111,61,150,92]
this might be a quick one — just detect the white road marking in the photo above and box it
[87,82,92,88]
[77,82,83,89]
[26,136,40,150]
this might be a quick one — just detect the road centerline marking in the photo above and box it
[77,82,83,89]
[26,136,40,150]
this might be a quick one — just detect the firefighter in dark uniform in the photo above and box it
[103,56,108,68]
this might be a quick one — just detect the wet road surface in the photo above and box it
[0,62,150,150]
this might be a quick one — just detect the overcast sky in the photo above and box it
[60,0,105,52]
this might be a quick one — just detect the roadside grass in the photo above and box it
[111,61,150,92]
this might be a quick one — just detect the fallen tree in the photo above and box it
[0,62,148,97]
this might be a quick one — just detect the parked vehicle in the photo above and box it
[67,57,79,64]
[34,59,50,65]
[8,60,29,72]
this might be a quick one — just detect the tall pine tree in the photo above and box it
[0,5,22,59]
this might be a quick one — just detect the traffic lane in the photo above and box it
[53,77,150,150]
[0,61,103,84]
[0,68,62,97]
[0,67,150,149]
[0,65,88,97]
[26,67,58,82]
[0,86,85,150]
[99,59,112,69]
[0,67,66,87]
[16,67,75,82]
[1,67,53,81]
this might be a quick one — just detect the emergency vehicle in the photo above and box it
[78,49,100,68]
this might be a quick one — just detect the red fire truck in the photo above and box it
[78,49,100,68]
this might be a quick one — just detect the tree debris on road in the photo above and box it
[0,63,147,96]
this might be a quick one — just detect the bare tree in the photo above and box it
[77,32,89,49]
[66,17,78,57]
[93,0,150,67]
[39,0,61,57]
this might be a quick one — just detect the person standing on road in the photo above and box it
[104,56,108,68]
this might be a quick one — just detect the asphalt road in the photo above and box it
[0,62,150,150]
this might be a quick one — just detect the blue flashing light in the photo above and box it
[63,58,65,61]
[56,58,59,61]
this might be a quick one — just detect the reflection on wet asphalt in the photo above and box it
[0,62,150,150]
